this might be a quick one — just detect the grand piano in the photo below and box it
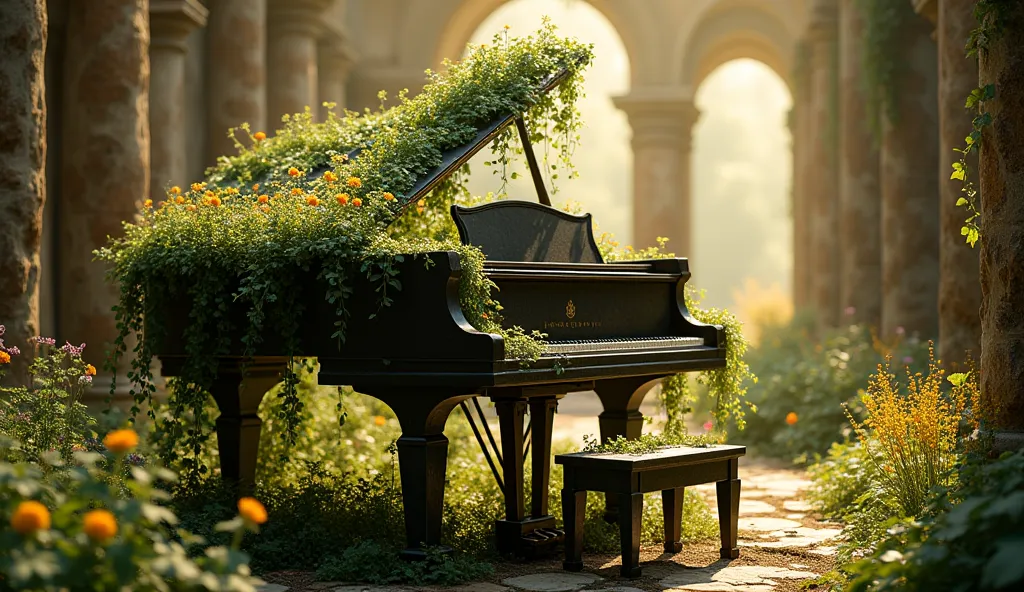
[156,67,727,560]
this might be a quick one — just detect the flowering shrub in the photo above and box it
[0,329,96,463]
[0,432,264,591]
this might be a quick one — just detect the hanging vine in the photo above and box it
[856,0,914,144]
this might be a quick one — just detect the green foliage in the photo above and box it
[807,440,875,521]
[845,450,1024,592]
[0,443,263,591]
[579,433,716,455]
[315,541,493,586]
[856,0,915,143]
[0,337,96,464]
[732,315,929,461]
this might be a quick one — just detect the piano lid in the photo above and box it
[342,64,578,214]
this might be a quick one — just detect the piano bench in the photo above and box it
[554,444,746,579]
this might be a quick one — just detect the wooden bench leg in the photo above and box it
[717,477,741,559]
[661,487,684,553]
[618,492,643,579]
[562,489,587,571]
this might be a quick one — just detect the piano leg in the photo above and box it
[493,393,565,556]
[209,360,286,492]
[362,389,475,560]
[595,377,661,523]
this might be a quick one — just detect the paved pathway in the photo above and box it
[259,396,839,591]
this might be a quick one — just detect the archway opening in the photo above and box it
[460,0,634,244]
[691,58,793,336]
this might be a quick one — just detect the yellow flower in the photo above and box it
[208,196,222,207]
[504,24,510,30]
[786,412,798,425]
[191,182,206,192]
[83,509,117,543]
[383,192,395,201]
[306,196,320,207]
[186,204,196,212]
[169,186,181,195]
[417,199,426,207]
[290,187,303,196]
[238,497,268,525]
[323,171,338,183]
[258,194,269,204]
[103,429,139,454]
[352,197,362,207]
[11,501,50,535]
[336,193,349,205]
[253,131,267,141]
[374,415,386,426]
[227,187,240,195]
[143,199,152,208]
[85,364,97,376]
[204,190,216,200]
[288,167,301,177]
[252,183,260,191]
[260,205,270,213]
[175,196,185,205]
[0,351,10,364]
[346,177,361,188]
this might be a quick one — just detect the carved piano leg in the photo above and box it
[494,394,565,556]
[209,361,286,492]
[364,389,474,560]
[595,377,660,523]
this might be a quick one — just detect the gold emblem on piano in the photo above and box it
[566,300,576,319]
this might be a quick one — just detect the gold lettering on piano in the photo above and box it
[542,320,602,330]
[566,299,576,319]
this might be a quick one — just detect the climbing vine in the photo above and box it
[952,0,1015,247]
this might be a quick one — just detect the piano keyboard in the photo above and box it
[543,336,705,356]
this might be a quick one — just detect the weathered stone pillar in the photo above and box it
[267,0,332,124]
[791,43,813,311]
[149,0,207,201]
[878,6,940,339]
[0,0,47,384]
[207,0,265,161]
[935,0,981,363]
[58,0,149,388]
[613,92,699,256]
[807,0,841,327]
[317,35,353,120]
[837,0,881,327]
[978,1,1024,449]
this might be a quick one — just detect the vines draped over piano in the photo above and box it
[97,22,754,481]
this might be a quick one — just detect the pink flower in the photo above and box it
[703,420,713,432]
[895,326,906,336]
[902,356,914,365]
[844,306,856,317]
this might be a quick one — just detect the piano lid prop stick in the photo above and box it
[514,117,552,207]
[523,417,533,458]
[473,397,504,466]
[460,401,505,493]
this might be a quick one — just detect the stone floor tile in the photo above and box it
[738,500,776,515]
[660,564,817,591]
[502,572,601,591]
[785,513,805,519]
[736,517,802,531]
[450,583,511,592]
[257,585,289,592]
[332,586,412,592]
[782,500,812,512]
[808,546,838,556]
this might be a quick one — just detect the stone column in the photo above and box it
[879,6,940,339]
[807,0,841,328]
[150,0,207,201]
[207,0,265,161]
[317,35,354,120]
[267,0,332,124]
[791,42,812,311]
[978,1,1024,449]
[613,92,699,257]
[837,0,882,327]
[0,0,47,384]
[58,0,149,388]
[936,0,981,363]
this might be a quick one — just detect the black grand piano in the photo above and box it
[157,68,727,560]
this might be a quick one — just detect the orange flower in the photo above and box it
[306,196,320,207]
[383,192,395,201]
[288,167,300,177]
[258,194,269,204]
[417,199,426,208]
[143,199,152,208]
[238,497,268,525]
[11,501,50,535]
[252,183,260,191]
[335,193,349,205]
[186,204,196,212]
[85,364,97,376]
[204,190,216,200]
[253,131,267,141]
[351,198,362,207]
[0,351,10,364]
[322,171,338,183]
[346,177,362,188]
[191,182,206,192]
[374,415,386,426]
[175,196,185,205]
[786,412,798,425]
[103,429,139,454]
[208,196,222,207]
[226,187,239,195]
[480,312,489,320]
[169,186,181,195]
[83,509,117,543]
[290,187,303,196]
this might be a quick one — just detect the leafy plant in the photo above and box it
[579,432,716,455]
[315,541,493,586]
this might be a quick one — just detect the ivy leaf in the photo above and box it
[956,198,968,206]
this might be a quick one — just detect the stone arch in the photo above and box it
[677,1,799,93]
[394,0,654,85]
